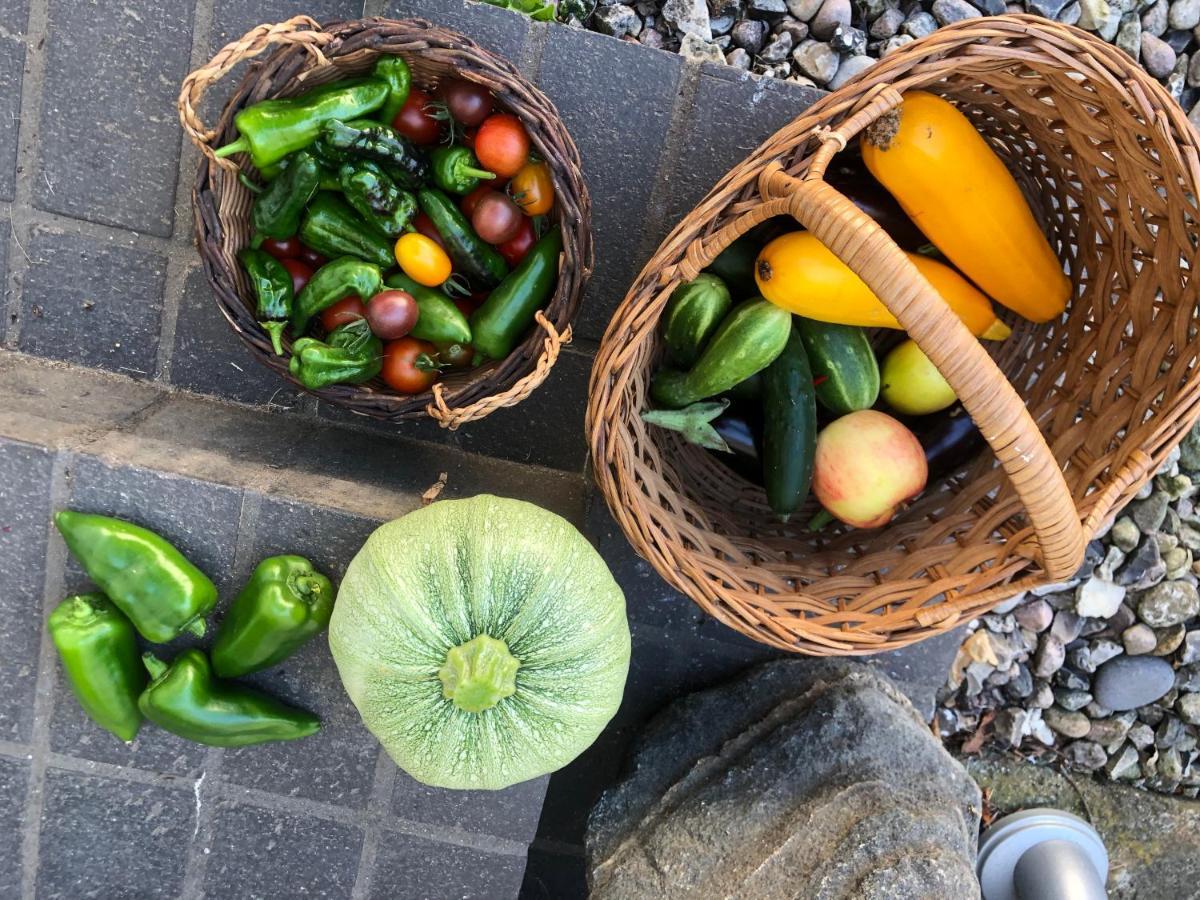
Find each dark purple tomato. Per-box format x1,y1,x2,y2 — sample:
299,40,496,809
367,290,419,340
471,191,523,245
438,78,493,127
261,236,301,260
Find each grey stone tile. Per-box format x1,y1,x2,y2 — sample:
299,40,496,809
210,0,359,50
17,229,166,377
0,757,27,897
383,0,533,61
169,264,306,408
202,801,363,899
521,845,586,900
537,28,683,343
656,66,823,244
0,218,9,341
0,437,52,743
244,494,381,584
35,769,192,899
369,832,526,900
392,770,548,843
0,33,23,202
34,0,194,237
533,726,629,847
0,0,28,33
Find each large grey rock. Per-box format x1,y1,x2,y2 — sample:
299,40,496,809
811,0,852,38
662,0,712,38
1138,581,1200,627
1093,655,1176,710
587,661,981,899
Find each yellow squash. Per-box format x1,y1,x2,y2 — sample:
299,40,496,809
754,231,1011,339
860,91,1069,323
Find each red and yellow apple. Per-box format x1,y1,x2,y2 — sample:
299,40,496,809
813,410,928,528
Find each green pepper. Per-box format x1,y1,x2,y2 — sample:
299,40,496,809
299,192,396,270
49,593,146,742
211,555,334,678
385,272,472,345
215,78,390,171
662,273,732,368
251,149,322,239
139,650,319,747
429,146,497,195
418,188,508,288
292,256,384,334
239,248,293,356
471,229,562,360
319,119,429,189
337,161,417,238
54,511,218,642
374,56,412,126
289,319,383,390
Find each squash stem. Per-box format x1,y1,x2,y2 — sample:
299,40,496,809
438,635,520,713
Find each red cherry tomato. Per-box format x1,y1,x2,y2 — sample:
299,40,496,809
392,89,441,146
471,191,524,244
438,78,493,127
497,217,536,266
366,290,419,340
261,236,301,260
475,114,530,178
381,337,440,394
280,258,314,296
460,184,493,219
297,244,327,268
412,212,446,250
320,296,367,332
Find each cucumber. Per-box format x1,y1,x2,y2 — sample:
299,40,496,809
416,188,508,288
761,328,817,522
794,318,880,414
662,274,731,368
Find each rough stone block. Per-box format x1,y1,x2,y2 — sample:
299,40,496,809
537,28,683,342
35,769,192,898
202,801,364,898
0,437,52,744
0,756,27,897
17,229,166,376
35,0,195,236
210,0,359,49
521,845,588,900
392,770,549,843
383,0,533,61
0,33,22,202
369,832,527,900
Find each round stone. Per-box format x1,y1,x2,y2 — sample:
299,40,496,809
1092,655,1176,711
810,0,851,39
1177,693,1200,723
932,0,982,22
1043,706,1091,738
1109,517,1141,552
1123,622,1158,655
1141,32,1178,78
1171,0,1200,29
1138,581,1200,628
828,53,875,88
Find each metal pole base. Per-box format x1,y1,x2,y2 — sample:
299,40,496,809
977,808,1108,900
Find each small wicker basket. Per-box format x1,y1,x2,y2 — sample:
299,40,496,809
179,16,592,428
587,15,1200,656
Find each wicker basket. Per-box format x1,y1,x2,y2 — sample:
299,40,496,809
179,16,591,428
587,15,1200,656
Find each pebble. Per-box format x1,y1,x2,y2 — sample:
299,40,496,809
1110,517,1141,551
1142,32,1179,75
1051,610,1084,643
1181,631,1200,664
1106,742,1142,779
786,0,823,19
747,0,788,14
1076,640,1123,673
594,3,643,36
1088,716,1131,746
1099,603,1137,638
1128,721,1156,748
1015,598,1054,633
1005,664,1035,700
1060,1,1082,23
710,14,736,35
1154,623,1188,655
1075,577,1126,618
1123,622,1159,654
1055,667,1091,691
1033,635,1067,678
1172,0,1200,28
775,20,810,42
975,0,1006,11
679,32,726,62
1158,746,1184,781
640,28,666,48
830,23,867,53
1044,706,1092,738
932,0,983,22
731,18,769,51
1086,700,1113,718
1078,0,1114,28
726,47,753,68
903,10,939,37
1063,740,1108,770
828,54,876,88
1190,50,1200,87
1118,536,1165,589
870,5,906,35
1133,491,1170,533
1143,0,1169,34
1030,681,1055,709
758,30,795,61
662,0,712,39
992,708,1028,747
811,0,852,38
1139,703,1167,726
792,39,840,81
1054,688,1094,711
1177,693,1200,723
1137,581,1199,627
1098,545,1126,581
1093,655,1176,710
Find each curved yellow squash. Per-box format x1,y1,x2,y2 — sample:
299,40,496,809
754,231,1011,340
860,91,1069,323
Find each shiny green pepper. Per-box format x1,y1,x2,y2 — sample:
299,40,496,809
289,319,383,390
250,149,322,239
337,161,417,238
429,146,497,195
239,248,293,356
211,556,333,678
318,118,429,189
292,256,383,335
374,56,412,125
299,192,396,270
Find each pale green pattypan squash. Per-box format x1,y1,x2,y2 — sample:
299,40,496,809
329,494,631,790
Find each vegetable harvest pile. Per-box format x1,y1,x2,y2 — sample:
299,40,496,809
643,91,1070,530
219,55,560,396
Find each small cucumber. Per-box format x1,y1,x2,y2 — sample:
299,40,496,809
417,188,508,288
662,274,731,368
794,318,880,415
761,328,817,521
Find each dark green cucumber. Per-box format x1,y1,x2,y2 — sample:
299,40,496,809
662,274,731,368
416,188,508,288
794,318,880,414
650,299,791,409
704,235,759,299
761,328,817,522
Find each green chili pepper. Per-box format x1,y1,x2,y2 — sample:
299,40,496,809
292,256,384,334
429,146,497,195
298,192,395,270
211,556,334,678
319,119,429,188
289,319,383,390
337,161,417,238
49,593,146,742
374,56,412,126
250,149,322,239
417,188,508,288
470,229,562,359
54,511,217,643
385,272,472,345
139,650,320,747
239,248,293,356
214,79,390,171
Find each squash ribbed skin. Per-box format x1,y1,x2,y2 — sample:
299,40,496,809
329,495,630,791
861,91,1070,324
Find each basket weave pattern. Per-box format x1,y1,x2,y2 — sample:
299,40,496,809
180,16,592,427
587,16,1200,655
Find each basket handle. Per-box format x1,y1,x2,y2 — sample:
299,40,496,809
426,311,572,430
178,15,334,172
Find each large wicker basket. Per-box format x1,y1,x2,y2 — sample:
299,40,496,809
179,16,591,428
587,15,1200,656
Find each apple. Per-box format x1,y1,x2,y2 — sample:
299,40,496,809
813,410,928,528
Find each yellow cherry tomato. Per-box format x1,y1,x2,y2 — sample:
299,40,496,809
394,233,452,287
510,160,555,216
